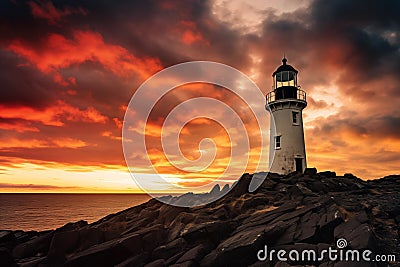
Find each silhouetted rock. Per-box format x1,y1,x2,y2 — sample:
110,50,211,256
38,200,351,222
221,184,230,194
0,247,16,267
209,184,220,197
2,171,399,266
304,167,318,176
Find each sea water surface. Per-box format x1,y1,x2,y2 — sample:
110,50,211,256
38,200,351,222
0,193,152,231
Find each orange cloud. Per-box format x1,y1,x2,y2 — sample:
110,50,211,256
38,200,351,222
8,30,162,78
0,137,87,149
0,101,108,126
179,20,209,45
0,120,39,133
0,182,82,191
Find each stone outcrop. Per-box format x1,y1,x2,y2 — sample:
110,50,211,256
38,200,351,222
1,170,399,266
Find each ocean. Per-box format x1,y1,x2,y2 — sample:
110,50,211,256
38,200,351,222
0,193,152,231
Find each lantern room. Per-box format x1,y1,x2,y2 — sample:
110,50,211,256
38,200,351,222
272,57,298,89
268,57,304,101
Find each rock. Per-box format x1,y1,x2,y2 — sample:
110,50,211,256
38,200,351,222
273,243,318,265
56,220,88,232
395,215,400,224
230,173,253,197
158,205,186,226
221,184,230,194
320,171,337,178
0,230,16,244
170,260,195,267
274,221,297,246
249,172,268,192
5,170,400,266
304,168,318,176
294,211,320,242
308,180,328,193
343,173,357,179
47,230,80,261
115,252,149,267
0,247,16,266
64,233,142,267
18,256,47,267
152,238,187,260
203,221,289,266
79,228,105,250
12,231,53,259
134,224,167,252
144,259,165,267
315,204,345,243
176,244,207,263
334,218,377,250
209,184,221,196
181,221,231,243
274,262,292,267
47,227,105,262
164,251,186,266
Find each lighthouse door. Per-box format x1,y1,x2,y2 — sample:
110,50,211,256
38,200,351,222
295,158,303,173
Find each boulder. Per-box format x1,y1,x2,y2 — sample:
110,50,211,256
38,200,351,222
203,221,289,266
64,233,142,267
304,168,318,176
170,260,195,267
334,218,376,250
0,230,16,244
209,184,221,197
319,171,337,178
0,247,16,266
176,244,207,263
181,221,231,243
144,259,165,267
115,252,149,267
12,231,53,259
221,184,230,194
47,230,80,261
152,238,187,260
78,228,105,251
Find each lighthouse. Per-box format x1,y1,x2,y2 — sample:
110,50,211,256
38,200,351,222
266,57,307,174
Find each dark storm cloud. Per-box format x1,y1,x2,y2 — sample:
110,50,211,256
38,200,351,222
257,0,400,99
0,50,58,108
311,113,400,140
73,0,251,70
325,0,400,91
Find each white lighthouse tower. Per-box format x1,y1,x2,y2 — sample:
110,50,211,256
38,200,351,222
266,57,307,174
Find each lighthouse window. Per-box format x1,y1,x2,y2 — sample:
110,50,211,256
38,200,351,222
275,136,281,149
292,111,299,125
274,71,297,88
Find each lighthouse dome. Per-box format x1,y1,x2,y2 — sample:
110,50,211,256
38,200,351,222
272,57,298,76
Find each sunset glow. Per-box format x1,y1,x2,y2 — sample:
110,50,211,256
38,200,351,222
1,0,399,193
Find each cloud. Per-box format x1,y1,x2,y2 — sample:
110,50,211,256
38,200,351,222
0,182,81,190
28,0,87,25
8,30,162,78
0,101,108,126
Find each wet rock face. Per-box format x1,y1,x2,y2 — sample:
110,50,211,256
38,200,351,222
1,171,399,267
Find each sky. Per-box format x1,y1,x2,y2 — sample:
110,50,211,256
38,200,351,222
0,0,399,193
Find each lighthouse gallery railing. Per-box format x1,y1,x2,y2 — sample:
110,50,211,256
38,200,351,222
266,88,306,104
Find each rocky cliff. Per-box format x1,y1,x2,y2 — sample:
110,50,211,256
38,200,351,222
1,169,399,267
